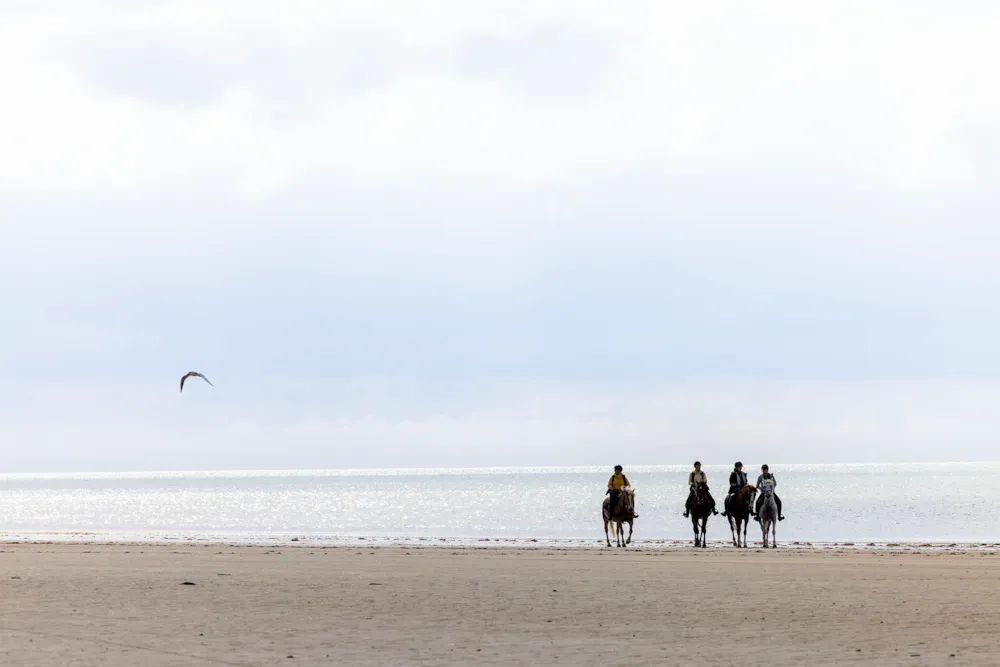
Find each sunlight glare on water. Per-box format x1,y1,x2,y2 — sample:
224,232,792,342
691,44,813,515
3,463,1000,544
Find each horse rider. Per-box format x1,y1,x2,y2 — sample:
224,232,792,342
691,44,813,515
683,461,718,517
721,461,748,517
754,464,785,521
606,465,637,517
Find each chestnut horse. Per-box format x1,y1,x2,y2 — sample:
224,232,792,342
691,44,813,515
603,486,636,547
725,484,756,548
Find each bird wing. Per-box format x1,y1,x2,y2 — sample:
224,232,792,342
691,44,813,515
180,371,212,391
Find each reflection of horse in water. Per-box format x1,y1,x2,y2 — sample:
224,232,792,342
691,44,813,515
758,484,778,548
603,486,636,547
690,482,713,548
725,485,757,548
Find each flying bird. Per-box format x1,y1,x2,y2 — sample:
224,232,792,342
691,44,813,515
180,371,214,392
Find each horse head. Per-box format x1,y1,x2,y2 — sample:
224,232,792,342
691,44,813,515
693,481,710,504
620,486,635,514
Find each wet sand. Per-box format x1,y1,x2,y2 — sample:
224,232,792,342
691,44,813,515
2,543,999,666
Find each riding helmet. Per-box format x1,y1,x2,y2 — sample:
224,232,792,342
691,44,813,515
614,464,623,471
735,461,743,467
761,464,769,470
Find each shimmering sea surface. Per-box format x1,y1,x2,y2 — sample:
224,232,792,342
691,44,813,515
2,463,999,547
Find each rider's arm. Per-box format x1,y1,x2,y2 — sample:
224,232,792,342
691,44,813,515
608,475,615,489
622,474,630,487
688,472,695,486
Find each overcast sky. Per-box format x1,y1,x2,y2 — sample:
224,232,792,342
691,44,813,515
1,1,998,472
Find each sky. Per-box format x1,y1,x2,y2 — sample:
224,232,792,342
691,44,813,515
1,1,999,472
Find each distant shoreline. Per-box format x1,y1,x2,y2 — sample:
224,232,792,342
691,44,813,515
4,460,999,478
4,532,1000,552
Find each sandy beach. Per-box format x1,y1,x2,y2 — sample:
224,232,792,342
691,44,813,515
2,543,1000,666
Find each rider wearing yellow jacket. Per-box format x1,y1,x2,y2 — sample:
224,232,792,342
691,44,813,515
606,465,636,517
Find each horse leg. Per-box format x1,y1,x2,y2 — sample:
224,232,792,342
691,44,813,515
701,517,708,548
626,519,633,545
604,515,611,548
616,520,623,547
771,520,777,549
692,517,700,547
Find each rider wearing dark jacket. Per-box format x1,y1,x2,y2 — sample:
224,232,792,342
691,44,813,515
721,461,748,517
728,462,748,495
754,464,785,521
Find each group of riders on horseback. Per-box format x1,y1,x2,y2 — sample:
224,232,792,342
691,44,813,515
603,461,785,524
682,461,785,523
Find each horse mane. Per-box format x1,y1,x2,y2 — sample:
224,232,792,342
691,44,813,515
606,486,635,519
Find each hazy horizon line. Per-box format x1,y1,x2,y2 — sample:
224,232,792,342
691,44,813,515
2,460,995,479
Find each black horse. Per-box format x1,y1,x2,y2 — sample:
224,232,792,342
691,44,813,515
690,481,713,548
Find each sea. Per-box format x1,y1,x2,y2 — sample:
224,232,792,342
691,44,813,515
2,463,999,549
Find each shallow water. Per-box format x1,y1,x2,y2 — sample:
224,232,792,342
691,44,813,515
2,463,998,545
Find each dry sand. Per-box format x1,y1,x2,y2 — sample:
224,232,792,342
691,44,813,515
2,543,1000,666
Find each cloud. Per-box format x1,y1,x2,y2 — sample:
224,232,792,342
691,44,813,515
2,379,997,472
0,2,999,471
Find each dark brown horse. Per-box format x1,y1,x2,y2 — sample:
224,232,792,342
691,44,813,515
725,484,756,548
690,481,713,548
603,486,635,547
